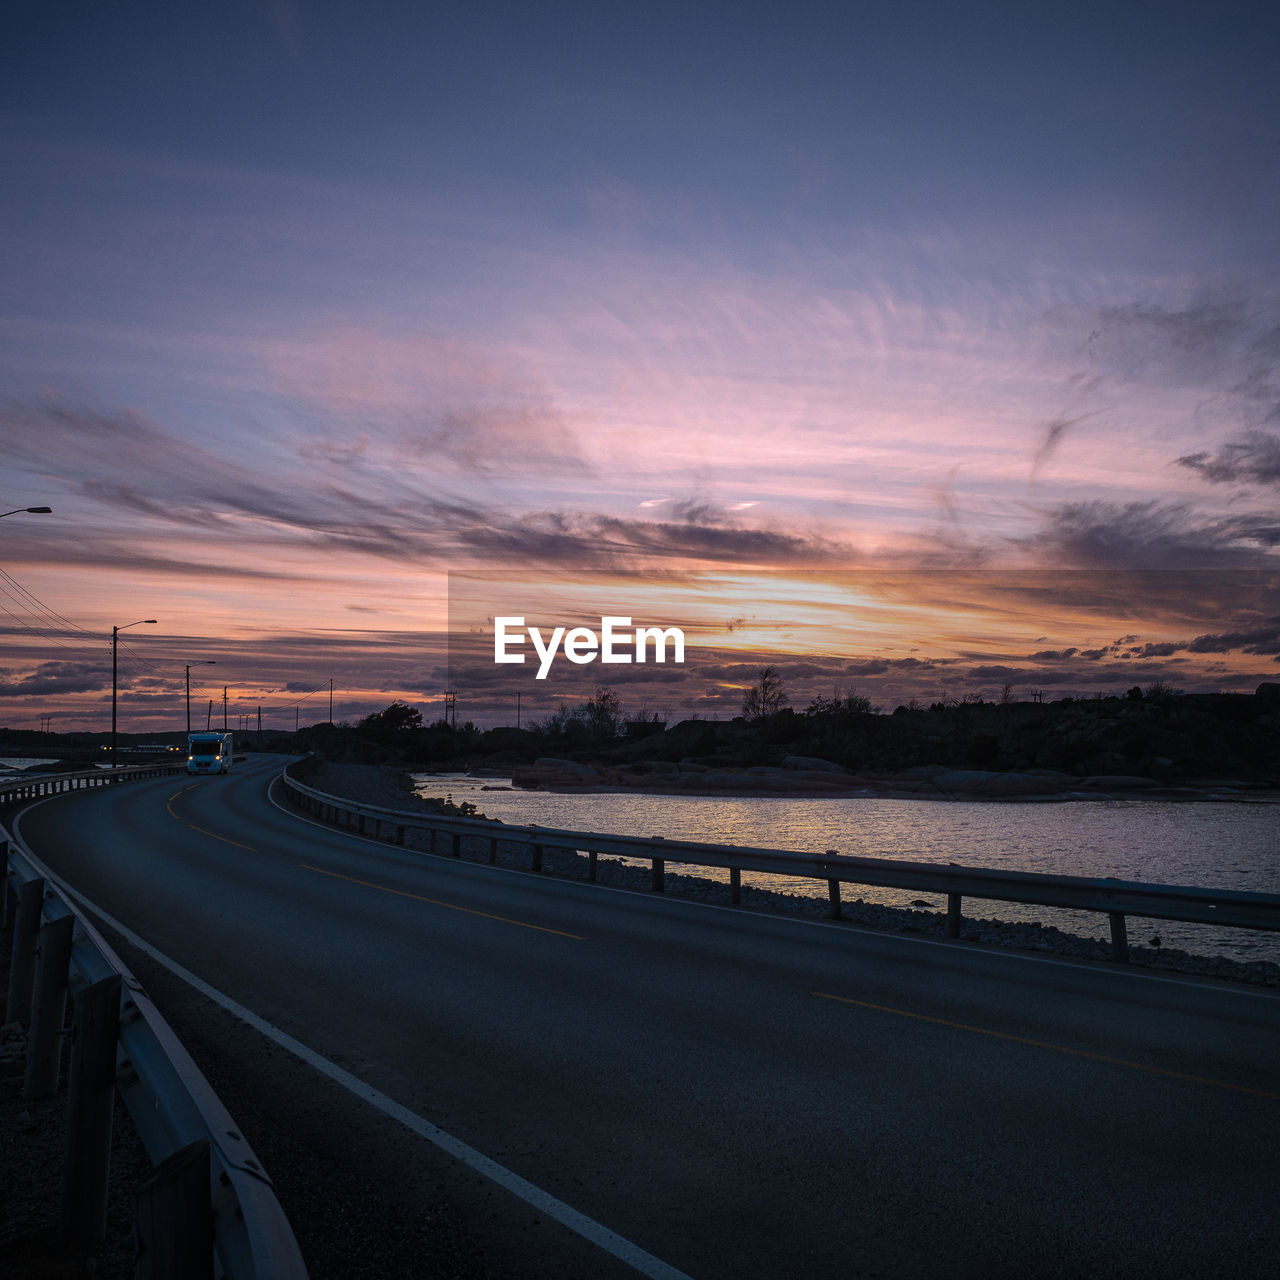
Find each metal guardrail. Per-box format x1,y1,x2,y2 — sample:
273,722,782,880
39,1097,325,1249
0,761,186,804
3,798,307,1275
280,761,1280,964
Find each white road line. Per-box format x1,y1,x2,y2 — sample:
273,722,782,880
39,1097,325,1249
10,807,695,1280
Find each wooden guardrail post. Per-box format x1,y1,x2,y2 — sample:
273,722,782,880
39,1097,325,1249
1109,912,1130,963
451,832,462,857
6,876,44,1026
133,1139,214,1280
532,844,543,873
62,972,122,1248
487,836,497,864
587,850,598,881
24,913,74,1100
730,867,741,904
651,858,665,892
946,893,963,938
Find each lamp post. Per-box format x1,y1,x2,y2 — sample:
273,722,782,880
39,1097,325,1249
185,662,217,734
0,506,53,517
112,620,156,768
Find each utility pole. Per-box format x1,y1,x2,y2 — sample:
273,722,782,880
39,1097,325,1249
206,700,212,730
516,691,521,729
222,687,228,731
257,705,262,749
111,619,156,768
329,677,333,724
295,705,299,733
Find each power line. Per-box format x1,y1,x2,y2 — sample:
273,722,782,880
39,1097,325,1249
0,565,97,636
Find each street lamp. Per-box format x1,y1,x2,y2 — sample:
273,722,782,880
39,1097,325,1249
111,619,156,768
0,506,52,517
185,662,217,734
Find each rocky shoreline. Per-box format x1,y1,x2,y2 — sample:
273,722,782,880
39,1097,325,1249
300,763,1280,990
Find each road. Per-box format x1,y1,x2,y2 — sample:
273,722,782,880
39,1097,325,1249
15,755,1280,1279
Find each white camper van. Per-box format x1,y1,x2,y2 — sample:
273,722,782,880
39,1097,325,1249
187,731,233,774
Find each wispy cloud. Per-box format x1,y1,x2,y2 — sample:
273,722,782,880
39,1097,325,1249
1177,430,1280,488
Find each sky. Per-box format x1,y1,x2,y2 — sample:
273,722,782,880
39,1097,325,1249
2,1,1279,731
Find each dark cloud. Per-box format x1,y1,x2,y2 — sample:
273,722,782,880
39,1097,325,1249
1186,625,1280,656
0,659,107,697
1177,430,1280,488
455,509,848,567
1022,500,1277,568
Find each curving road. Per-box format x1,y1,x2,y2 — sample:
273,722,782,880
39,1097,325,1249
15,755,1280,1279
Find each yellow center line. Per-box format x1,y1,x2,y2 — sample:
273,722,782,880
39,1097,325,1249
164,783,200,819
811,991,1280,1102
165,783,258,851
301,863,586,941
189,824,258,852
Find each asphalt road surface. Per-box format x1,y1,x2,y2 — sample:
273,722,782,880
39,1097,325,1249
15,756,1280,1279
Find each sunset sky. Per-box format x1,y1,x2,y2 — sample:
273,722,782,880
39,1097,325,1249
3,2,1279,730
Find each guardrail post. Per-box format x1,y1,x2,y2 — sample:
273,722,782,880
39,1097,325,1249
730,867,741,904
651,858,665,893
532,844,543,873
587,850,597,881
133,1139,214,1280
946,893,963,938
451,832,462,857
488,836,497,864
1108,912,1130,963
24,913,74,1100
828,879,843,920
398,825,407,847
357,813,366,834
6,876,44,1026
62,972,122,1248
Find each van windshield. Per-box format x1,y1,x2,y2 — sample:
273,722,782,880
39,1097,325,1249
191,741,222,756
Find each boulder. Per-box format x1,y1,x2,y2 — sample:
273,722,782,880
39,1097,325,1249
781,755,847,774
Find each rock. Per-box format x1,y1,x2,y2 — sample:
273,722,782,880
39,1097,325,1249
532,757,599,778
1077,775,1161,790
781,755,847,774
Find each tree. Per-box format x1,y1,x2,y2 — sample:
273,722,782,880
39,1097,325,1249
741,666,787,720
581,686,623,742
805,689,874,718
358,701,423,742
533,686,622,747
